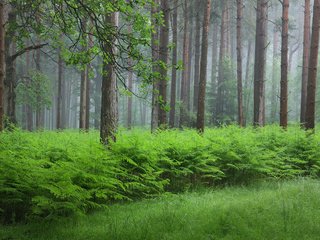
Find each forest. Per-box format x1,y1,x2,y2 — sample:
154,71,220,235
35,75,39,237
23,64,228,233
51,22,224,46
1,0,320,239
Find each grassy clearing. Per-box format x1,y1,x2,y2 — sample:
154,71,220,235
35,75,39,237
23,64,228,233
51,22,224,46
1,179,320,240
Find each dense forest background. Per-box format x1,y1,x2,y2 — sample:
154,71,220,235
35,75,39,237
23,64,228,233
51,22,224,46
0,0,319,142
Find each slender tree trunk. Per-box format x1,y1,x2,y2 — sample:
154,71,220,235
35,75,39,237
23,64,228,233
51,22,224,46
305,0,320,130
253,0,268,126
280,0,289,128
0,1,4,131
186,4,193,117
300,0,311,125
35,42,43,129
271,28,279,122
196,0,211,133
244,40,252,125
151,0,160,132
236,0,244,127
158,0,169,126
127,60,133,129
79,20,88,130
216,2,227,123
56,49,63,129
179,0,189,128
193,2,201,113
169,0,178,128
100,12,119,144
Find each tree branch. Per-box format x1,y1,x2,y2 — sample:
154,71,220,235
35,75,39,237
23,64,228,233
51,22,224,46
10,43,48,62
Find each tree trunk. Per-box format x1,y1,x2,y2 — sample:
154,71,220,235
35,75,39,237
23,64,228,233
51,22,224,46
236,0,244,127
216,2,227,123
280,0,289,128
253,0,268,126
270,28,279,123
0,1,4,131
196,0,211,133
158,0,169,126
305,0,320,130
56,49,63,129
300,0,311,125
169,0,178,128
100,12,119,144
79,20,88,130
127,60,133,129
179,0,189,128
193,1,201,113
244,40,252,125
151,0,160,132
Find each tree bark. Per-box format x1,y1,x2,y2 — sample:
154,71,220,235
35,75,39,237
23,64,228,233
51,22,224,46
151,0,160,132
193,1,201,113
169,0,178,128
253,0,268,126
158,0,169,126
56,49,63,129
196,0,211,133
300,0,311,125
236,0,244,127
100,12,119,144
305,0,320,130
179,0,189,128
216,2,227,123
0,1,4,131
270,28,279,123
280,0,289,128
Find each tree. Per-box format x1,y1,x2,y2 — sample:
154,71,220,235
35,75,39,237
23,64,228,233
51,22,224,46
253,0,268,126
193,0,201,113
100,12,119,144
280,0,289,128
0,0,4,131
300,0,310,125
236,0,244,127
196,0,211,133
305,0,320,130
179,0,190,128
56,49,64,129
169,0,178,128
158,0,169,127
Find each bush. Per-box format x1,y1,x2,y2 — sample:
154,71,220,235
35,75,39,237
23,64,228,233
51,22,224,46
1,126,320,223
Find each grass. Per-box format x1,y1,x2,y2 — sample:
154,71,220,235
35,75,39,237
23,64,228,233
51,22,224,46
1,178,320,240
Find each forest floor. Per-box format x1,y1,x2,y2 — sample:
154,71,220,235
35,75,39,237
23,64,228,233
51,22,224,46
1,179,320,240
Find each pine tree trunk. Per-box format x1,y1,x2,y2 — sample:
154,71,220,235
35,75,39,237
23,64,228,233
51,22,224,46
305,0,320,130
179,0,189,128
193,2,201,113
0,1,4,131
270,28,278,122
56,49,63,129
158,0,169,126
300,0,310,125
100,12,119,144
236,0,244,127
196,0,211,133
253,0,268,126
216,2,227,123
280,0,289,128
151,0,160,132
169,0,178,128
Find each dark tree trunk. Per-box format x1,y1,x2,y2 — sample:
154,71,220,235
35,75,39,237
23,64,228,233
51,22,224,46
158,0,169,126
253,0,268,126
0,1,4,131
300,0,311,125
216,2,227,123
280,0,289,128
56,49,63,129
305,0,320,130
193,1,201,113
151,0,160,132
179,0,189,128
127,61,133,129
100,12,119,144
169,0,178,128
236,0,244,127
196,0,211,133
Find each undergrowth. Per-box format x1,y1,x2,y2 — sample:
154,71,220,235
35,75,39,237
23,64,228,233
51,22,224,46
1,125,320,223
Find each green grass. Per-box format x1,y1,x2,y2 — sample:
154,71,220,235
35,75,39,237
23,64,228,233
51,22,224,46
1,179,320,240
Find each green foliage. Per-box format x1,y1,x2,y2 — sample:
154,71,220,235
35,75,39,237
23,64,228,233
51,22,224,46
1,126,320,224
2,179,320,240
